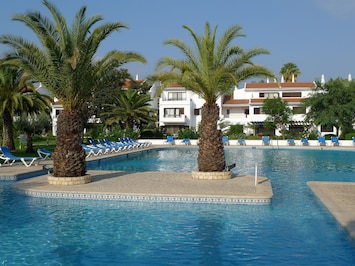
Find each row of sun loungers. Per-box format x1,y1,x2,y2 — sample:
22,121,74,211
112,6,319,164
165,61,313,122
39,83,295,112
82,138,151,158
163,135,346,146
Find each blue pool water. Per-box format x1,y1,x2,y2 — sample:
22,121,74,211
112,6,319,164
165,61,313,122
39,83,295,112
1,147,355,265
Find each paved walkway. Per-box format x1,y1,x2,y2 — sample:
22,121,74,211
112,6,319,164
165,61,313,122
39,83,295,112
12,170,272,204
308,182,355,241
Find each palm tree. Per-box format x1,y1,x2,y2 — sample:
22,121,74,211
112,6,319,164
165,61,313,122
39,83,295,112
101,89,156,130
280,62,301,82
0,64,41,150
152,22,274,172
0,0,146,178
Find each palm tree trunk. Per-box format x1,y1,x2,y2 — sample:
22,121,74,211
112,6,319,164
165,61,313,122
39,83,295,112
2,109,16,150
198,102,225,172
53,109,86,177
25,132,34,153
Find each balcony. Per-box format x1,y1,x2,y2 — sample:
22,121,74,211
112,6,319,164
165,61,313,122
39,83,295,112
160,114,186,124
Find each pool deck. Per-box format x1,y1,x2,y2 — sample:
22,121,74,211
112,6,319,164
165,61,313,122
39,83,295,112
4,160,273,204
307,182,355,241
1,145,355,241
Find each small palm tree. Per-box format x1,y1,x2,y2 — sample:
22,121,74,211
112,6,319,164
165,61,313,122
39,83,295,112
101,89,157,130
0,64,46,150
280,62,301,82
152,22,274,172
0,0,146,177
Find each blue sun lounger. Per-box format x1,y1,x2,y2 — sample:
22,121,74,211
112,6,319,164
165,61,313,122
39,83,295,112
222,136,229,145
37,147,53,160
0,146,40,167
301,137,309,146
164,136,175,145
181,138,191,145
262,136,270,146
331,136,340,146
287,139,295,146
318,136,326,146
237,138,246,145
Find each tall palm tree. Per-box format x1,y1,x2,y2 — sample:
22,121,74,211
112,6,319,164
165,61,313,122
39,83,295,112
0,0,146,178
152,22,274,172
0,64,40,150
101,89,156,129
280,62,301,82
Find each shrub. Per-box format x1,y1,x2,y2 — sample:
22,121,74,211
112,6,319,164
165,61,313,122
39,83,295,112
177,127,199,139
344,132,355,140
226,124,245,139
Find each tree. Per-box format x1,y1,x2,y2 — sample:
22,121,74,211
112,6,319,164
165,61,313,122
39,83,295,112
262,97,293,139
15,112,51,153
0,64,41,150
0,0,146,178
303,78,355,137
280,62,301,82
152,22,274,172
89,68,131,121
101,89,157,130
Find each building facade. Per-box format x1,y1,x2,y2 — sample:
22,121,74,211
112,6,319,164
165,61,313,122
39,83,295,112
158,79,338,137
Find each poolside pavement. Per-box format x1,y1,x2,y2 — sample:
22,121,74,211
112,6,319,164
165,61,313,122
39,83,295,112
10,167,273,204
1,146,355,241
308,182,355,241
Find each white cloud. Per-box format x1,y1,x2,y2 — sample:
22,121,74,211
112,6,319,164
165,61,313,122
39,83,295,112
315,0,355,19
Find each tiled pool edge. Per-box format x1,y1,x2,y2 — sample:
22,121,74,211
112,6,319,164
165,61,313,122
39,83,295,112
0,169,46,181
14,189,271,204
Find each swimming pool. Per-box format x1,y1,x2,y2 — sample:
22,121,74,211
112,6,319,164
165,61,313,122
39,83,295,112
1,147,355,265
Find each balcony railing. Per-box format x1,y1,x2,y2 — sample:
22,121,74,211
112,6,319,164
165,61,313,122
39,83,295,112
160,115,186,124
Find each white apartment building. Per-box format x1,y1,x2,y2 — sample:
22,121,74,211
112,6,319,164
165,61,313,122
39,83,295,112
158,78,338,136
158,84,205,134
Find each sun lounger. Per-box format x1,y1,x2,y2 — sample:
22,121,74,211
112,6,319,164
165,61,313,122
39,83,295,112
119,138,136,149
222,136,229,145
301,138,309,146
37,147,53,160
318,136,326,146
331,136,339,146
287,139,295,146
98,139,120,152
181,138,191,145
82,144,102,157
237,138,246,145
0,146,40,167
262,136,270,146
103,138,126,151
89,139,111,154
164,136,175,145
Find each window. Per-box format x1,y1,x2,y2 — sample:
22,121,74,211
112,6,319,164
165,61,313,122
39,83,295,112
164,108,184,117
168,92,186,101
321,125,333,132
244,109,249,115
226,109,230,115
293,106,306,114
194,109,200,115
254,108,260,114
282,92,301,97
259,92,279,98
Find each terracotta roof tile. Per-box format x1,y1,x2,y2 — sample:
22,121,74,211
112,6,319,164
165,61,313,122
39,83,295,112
246,82,315,89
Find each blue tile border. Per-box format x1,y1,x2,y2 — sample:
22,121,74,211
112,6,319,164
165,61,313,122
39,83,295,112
15,189,271,205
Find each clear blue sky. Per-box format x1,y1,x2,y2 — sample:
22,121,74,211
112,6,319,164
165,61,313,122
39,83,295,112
1,0,354,82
